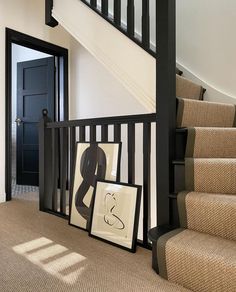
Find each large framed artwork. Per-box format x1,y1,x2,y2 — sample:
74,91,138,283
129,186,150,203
69,142,121,231
89,180,142,252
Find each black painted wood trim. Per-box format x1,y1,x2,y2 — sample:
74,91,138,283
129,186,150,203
45,0,58,27
5,28,69,201
114,124,121,142
79,126,86,142
143,122,151,246
101,124,108,142
156,0,176,226
47,113,156,129
114,0,121,26
128,123,135,184
142,0,150,49
101,0,108,16
127,0,135,37
90,125,97,142
59,128,68,214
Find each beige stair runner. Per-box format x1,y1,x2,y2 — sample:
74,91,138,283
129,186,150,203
156,84,236,292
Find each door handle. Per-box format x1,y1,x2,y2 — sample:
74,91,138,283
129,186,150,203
15,118,22,126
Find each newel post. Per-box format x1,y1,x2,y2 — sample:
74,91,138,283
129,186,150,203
38,109,53,211
156,0,176,226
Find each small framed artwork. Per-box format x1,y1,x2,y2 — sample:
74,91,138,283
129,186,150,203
89,180,142,252
69,142,121,231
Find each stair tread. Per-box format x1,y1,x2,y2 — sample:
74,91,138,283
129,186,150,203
178,191,236,241
176,75,204,100
157,229,236,292
177,98,236,128
185,158,236,194
186,127,236,158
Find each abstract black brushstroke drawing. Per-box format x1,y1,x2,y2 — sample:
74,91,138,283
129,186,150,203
104,192,125,230
75,144,106,228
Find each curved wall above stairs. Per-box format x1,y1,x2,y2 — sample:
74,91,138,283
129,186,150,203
52,0,156,112
177,0,236,103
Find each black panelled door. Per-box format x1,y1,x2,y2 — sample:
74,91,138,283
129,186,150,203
16,57,55,186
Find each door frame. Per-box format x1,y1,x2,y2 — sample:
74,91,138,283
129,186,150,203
5,28,69,201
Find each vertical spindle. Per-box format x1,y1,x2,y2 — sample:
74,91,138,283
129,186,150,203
143,122,151,246
101,0,108,16
127,0,135,37
90,0,97,8
114,0,121,26
128,123,135,184
79,126,86,142
90,125,97,142
59,127,67,214
52,128,59,212
142,0,150,49
101,124,108,142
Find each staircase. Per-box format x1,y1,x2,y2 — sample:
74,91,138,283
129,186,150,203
45,1,236,290
156,95,236,291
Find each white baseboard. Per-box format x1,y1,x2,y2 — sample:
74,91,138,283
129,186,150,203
0,193,6,203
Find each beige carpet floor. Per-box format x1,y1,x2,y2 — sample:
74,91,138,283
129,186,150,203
0,193,190,292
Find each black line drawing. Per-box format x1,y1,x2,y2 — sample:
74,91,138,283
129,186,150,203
104,192,125,230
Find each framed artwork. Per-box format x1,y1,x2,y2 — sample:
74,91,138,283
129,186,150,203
69,142,121,231
89,180,142,252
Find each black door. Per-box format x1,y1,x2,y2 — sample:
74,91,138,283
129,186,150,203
16,57,55,186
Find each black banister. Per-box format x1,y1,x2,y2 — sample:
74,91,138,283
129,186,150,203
46,113,156,128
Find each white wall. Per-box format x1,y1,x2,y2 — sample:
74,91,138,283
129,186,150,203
69,38,148,119
0,0,151,203
69,39,157,234
177,0,236,102
11,44,51,179
0,0,71,202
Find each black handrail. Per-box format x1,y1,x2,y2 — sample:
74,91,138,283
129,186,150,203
46,113,156,128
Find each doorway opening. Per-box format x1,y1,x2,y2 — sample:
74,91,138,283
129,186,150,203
6,28,69,201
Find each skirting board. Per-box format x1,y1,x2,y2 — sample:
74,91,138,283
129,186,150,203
0,193,6,203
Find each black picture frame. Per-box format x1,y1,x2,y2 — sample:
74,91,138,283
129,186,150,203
69,142,122,231
89,180,142,253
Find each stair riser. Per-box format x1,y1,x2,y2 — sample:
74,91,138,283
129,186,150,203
174,164,185,193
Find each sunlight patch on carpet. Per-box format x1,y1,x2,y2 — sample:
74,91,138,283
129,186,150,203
13,237,87,284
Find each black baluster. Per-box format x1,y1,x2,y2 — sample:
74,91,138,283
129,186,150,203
59,127,67,214
114,0,121,26
114,124,121,142
128,123,135,184
69,127,76,215
101,124,108,142
90,125,97,142
52,128,59,212
142,0,150,49
90,0,97,8
127,0,135,37
101,0,108,16
143,122,151,247
79,126,86,142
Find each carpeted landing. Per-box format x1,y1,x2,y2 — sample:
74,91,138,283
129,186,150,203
0,193,190,292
